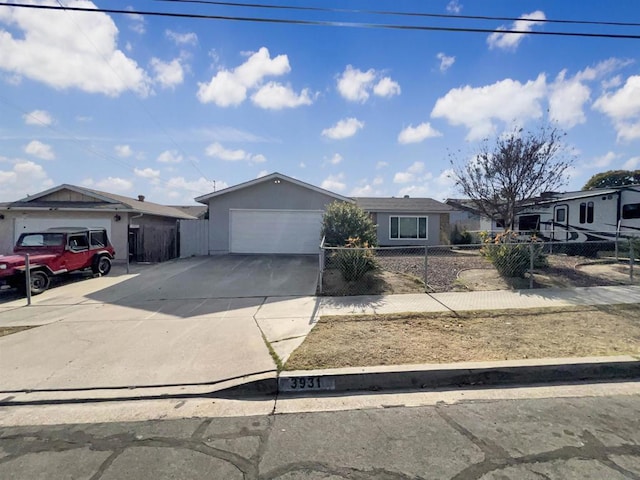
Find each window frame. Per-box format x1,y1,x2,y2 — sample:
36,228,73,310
389,215,428,240
622,203,640,220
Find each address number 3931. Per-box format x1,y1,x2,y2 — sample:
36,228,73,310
280,376,334,391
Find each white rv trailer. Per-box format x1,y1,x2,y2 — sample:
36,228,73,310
516,186,640,242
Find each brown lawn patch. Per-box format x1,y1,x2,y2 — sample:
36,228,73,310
285,304,640,370
0,326,36,338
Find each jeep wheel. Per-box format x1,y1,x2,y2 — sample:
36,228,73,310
30,271,50,295
93,256,112,276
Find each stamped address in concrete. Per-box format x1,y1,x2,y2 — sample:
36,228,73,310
279,376,336,392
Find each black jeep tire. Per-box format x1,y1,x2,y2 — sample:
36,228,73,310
29,271,50,295
92,256,112,276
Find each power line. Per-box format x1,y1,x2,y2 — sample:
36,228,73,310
153,0,640,28
2,2,640,40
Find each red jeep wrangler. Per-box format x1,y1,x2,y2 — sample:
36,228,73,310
0,227,115,295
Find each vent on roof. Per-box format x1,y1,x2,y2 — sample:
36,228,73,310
404,195,410,199
138,195,145,202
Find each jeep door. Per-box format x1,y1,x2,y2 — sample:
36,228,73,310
66,233,92,271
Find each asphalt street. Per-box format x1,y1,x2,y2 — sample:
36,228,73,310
1,391,639,479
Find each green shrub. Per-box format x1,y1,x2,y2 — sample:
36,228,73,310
480,231,548,278
450,225,474,245
332,238,379,281
322,201,377,247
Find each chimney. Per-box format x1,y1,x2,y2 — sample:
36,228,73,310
138,195,145,202
404,195,410,199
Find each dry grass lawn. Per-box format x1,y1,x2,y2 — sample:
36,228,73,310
285,304,640,370
0,326,35,338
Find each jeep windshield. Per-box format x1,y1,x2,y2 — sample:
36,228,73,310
17,233,65,247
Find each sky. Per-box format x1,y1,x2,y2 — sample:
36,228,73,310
1,0,640,205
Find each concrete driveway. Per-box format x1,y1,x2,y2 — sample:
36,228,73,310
0,255,320,405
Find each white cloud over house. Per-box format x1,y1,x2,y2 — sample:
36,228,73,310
436,53,455,73
165,30,198,46
336,65,401,102
321,173,346,192
115,145,133,158
0,159,54,201
487,10,546,51
0,1,151,96
322,118,364,140
23,110,54,126
84,176,134,192
151,58,185,90
593,75,640,141
205,142,266,164
157,150,184,164
24,140,55,160
197,47,312,109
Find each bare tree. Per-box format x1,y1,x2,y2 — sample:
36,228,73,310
450,125,574,230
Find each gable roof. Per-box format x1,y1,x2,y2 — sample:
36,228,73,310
355,196,452,213
195,172,353,204
3,184,196,219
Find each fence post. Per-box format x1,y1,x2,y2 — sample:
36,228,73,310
424,245,428,293
529,242,534,289
25,254,32,306
630,239,635,282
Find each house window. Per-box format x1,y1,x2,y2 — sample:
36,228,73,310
519,215,540,232
390,216,428,239
580,202,594,224
623,203,640,219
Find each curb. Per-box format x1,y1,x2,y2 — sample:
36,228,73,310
277,356,640,394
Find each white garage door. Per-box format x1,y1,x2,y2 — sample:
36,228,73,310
230,209,323,254
14,217,112,242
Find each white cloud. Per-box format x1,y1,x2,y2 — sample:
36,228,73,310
373,176,384,186
350,184,375,196
88,177,134,192
24,140,55,160
487,10,546,51
593,75,640,141
150,58,184,90
134,167,160,180
398,122,442,144
0,160,53,201
394,162,430,184
396,170,456,201
376,161,389,169
165,176,223,200
125,10,145,34
157,150,184,164
436,53,455,73
115,144,133,158
23,110,53,126
337,65,400,102
322,117,364,140
165,30,198,46
197,47,291,107
446,0,462,14
431,74,547,140
205,142,266,163
257,170,269,178
299,162,306,168
408,161,425,174
0,1,151,96
587,151,619,169
321,173,346,192
602,75,623,90
623,157,640,170
373,77,401,98
251,82,313,109
328,153,343,165
549,70,591,129
394,172,414,184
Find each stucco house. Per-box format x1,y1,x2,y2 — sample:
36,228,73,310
195,172,353,255
446,198,505,237
354,196,453,246
0,184,197,262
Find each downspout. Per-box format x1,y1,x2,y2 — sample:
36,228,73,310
127,212,144,274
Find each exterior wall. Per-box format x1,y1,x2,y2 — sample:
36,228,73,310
373,211,442,247
38,190,100,202
0,210,128,261
206,179,343,254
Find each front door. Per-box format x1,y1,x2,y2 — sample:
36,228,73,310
553,205,569,241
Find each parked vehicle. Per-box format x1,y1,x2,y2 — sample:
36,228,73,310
0,227,115,295
516,186,640,242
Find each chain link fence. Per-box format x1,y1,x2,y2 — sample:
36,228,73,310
318,232,640,296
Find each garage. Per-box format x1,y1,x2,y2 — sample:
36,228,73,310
196,172,352,255
14,217,112,243
230,209,323,254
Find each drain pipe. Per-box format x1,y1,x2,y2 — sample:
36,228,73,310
127,212,144,274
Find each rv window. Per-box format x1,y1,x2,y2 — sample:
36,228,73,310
556,209,566,222
587,202,594,223
519,215,540,232
623,203,640,219
580,203,586,223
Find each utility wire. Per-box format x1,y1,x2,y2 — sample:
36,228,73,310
153,0,640,28
2,2,640,40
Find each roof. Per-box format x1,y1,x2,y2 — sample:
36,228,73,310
169,205,208,218
354,196,452,213
195,172,354,204
2,184,196,219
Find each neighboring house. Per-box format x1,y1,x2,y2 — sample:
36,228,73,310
0,184,196,262
446,198,505,235
195,172,353,255
169,205,208,219
354,196,452,246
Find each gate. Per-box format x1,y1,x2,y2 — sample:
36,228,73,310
179,219,209,258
